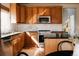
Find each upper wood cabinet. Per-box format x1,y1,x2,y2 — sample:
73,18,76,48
16,4,21,23
20,5,26,23
25,7,50,24
32,7,38,24
26,7,38,24
25,6,62,24
51,6,62,24
11,4,62,24
37,7,50,16
26,7,33,24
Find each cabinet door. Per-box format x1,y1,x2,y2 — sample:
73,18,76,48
32,7,38,24
20,5,26,23
45,39,57,55
16,4,21,23
11,33,25,55
26,7,33,24
18,32,25,49
51,6,62,24
29,32,38,41
38,7,50,16
11,36,18,56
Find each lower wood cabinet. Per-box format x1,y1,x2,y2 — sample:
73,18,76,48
11,32,38,55
11,32,25,56
11,35,18,55
29,31,39,41
24,32,38,48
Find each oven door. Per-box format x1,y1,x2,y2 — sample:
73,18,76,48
39,35,44,43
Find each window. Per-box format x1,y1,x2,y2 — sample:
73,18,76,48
63,8,76,36
1,8,11,34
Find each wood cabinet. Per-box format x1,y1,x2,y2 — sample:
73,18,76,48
26,7,38,24
20,5,26,23
11,32,25,55
38,7,50,16
26,7,33,24
16,4,21,23
24,32,38,48
11,4,62,24
25,7,51,24
29,31,38,41
16,4,26,23
11,36,18,55
25,6,62,24
51,6,62,24
32,7,38,24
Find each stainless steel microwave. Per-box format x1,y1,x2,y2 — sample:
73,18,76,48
38,16,51,24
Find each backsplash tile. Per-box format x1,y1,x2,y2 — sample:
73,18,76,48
15,24,63,32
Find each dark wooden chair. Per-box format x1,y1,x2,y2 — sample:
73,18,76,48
46,41,75,56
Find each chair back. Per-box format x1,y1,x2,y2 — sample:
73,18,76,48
57,41,75,51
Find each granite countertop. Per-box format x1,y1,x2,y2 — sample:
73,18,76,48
1,32,21,38
44,36,69,39
1,32,21,42
44,37,68,39
44,32,69,39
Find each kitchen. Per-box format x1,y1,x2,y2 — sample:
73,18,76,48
0,3,79,56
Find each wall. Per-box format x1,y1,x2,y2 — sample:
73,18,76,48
10,3,16,23
23,3,78,8
76,5,79,35
1,3,10,8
